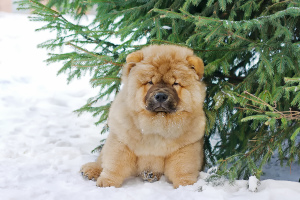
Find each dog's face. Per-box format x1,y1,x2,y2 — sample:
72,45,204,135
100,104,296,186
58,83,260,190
122,45,205,115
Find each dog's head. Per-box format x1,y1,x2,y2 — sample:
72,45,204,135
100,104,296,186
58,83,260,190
122,45,205,115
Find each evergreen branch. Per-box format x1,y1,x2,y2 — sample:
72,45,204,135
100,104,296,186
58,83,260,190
152,39,250,52
227,31,256,43
154,8,190,21
291,127,300,141
239,91,300,121
29,0,60,15
66,42,107,59
91,77,121,81
264,0,294,13
242,91,277,112
29,0,118,47
74,61,123,67
194,48,248,52
150,39,187,46
284,77,300,83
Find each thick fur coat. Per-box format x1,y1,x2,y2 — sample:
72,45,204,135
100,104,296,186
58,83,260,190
81,45,206,188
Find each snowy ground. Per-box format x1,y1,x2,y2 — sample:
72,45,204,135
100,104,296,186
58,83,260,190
0,12,299,200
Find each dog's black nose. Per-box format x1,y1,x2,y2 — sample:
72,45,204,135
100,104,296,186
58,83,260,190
154,93,168,102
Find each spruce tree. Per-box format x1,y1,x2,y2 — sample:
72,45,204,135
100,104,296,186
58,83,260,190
18,0,300,180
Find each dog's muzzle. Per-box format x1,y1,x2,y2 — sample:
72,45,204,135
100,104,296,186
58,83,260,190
145,83,179,113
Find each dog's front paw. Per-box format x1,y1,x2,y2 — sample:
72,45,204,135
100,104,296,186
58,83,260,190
140,171,162,183
96,176,122,188
80,162,102,181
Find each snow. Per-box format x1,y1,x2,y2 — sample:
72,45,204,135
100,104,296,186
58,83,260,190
0,12,300,200
248,176,260,192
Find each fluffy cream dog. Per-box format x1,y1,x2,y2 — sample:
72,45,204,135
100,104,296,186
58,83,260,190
81,45,206,188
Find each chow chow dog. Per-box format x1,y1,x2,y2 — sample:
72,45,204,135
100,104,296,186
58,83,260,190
81,45,206,188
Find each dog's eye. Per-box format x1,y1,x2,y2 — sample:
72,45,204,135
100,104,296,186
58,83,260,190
148,81,153,85
173,82,180,86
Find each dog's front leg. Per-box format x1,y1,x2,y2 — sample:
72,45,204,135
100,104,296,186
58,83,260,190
96,134,137,187
164,140,203,188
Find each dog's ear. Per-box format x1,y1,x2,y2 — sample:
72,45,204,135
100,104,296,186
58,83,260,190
187,56,204,79
123,51,144,77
